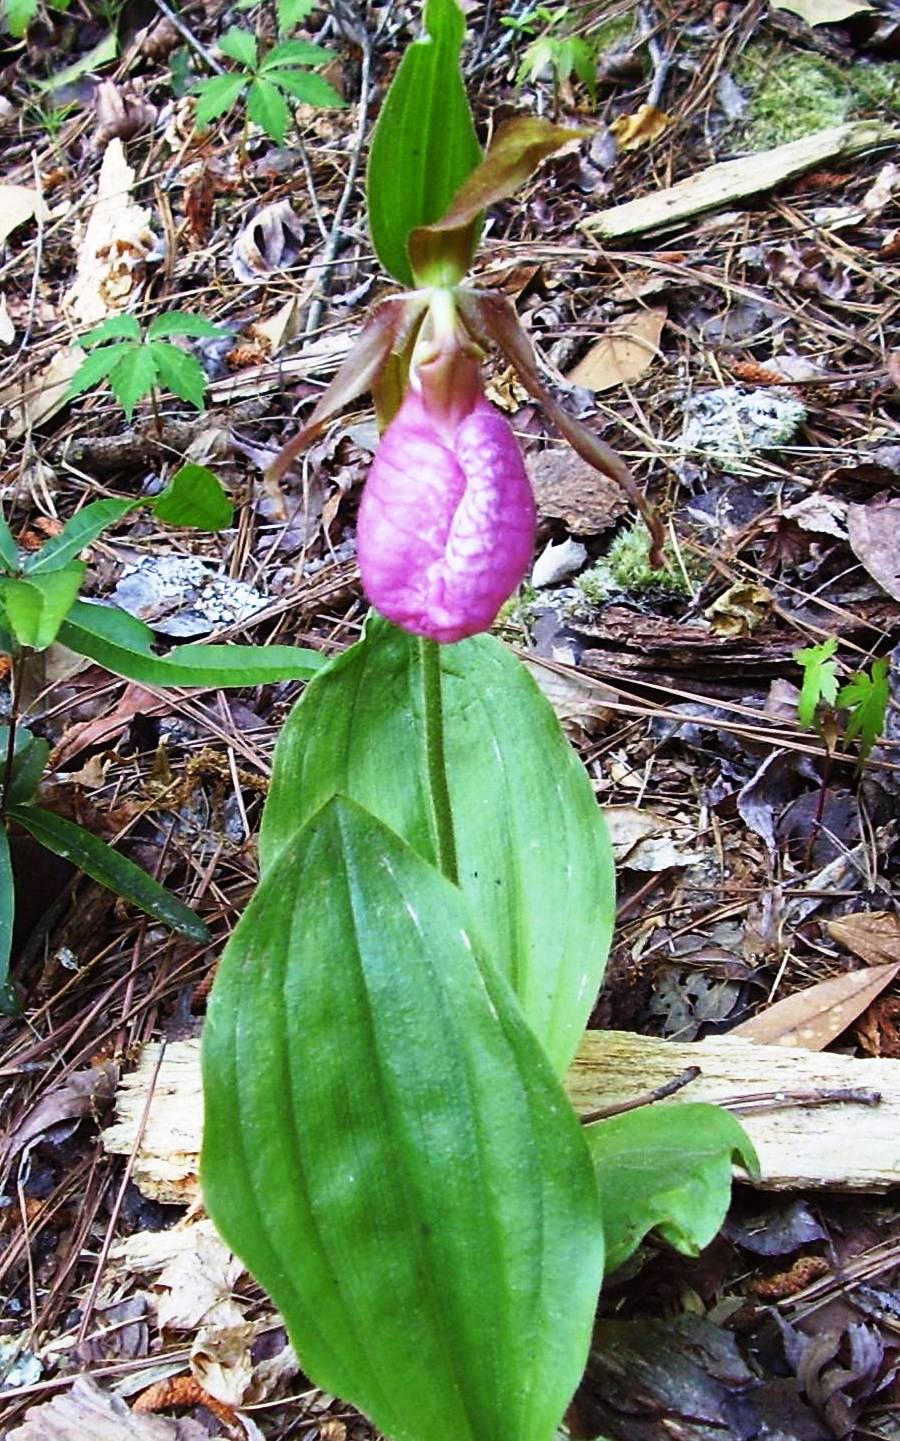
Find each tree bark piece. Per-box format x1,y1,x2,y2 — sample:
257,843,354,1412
582,122,899,240
102,1030,900,1203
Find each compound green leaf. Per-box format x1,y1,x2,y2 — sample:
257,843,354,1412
148,342,208,409
4,0,38,37
203,796,603,1441
585,1103,760,1274
0,564,85,650
9,803,208,940
109,344,157,419
217,25,257,69
366,0,481,285
194,71,247,127
147,311,227,341
80,314,141,346
66,343,133,401
152,464,233,531
262,37,337,67
260,612,614,1076
248,76,291,143
59,598,324,687
268,67,345,106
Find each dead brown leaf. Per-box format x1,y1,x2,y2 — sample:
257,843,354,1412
705,582,772,638
730,962,900,1049
7,1375,222,1440
609,103,670,152
566,307,666,392
847,499,900,601
91,80,158,151
5,1062,118,1160
0,185,49,245
64,139,160,326
231,200,305,282
771,0,871,23
527,447,627,534
827,911,900,967
51,683,168,770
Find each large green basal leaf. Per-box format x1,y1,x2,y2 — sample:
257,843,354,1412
203,796,603,1441
259,613,614,1076
366,0,482,285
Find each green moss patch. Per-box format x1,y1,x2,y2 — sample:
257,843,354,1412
734,44,900,150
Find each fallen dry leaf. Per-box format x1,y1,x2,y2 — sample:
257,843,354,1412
730,961,900,1049
231,199,305,282
0,184,49,245
190,1321,256,1406
605,805,703,871
522,660,616,734
860,161,900,217
771,0,871,23
0,344,85,438
527,448,628,534
6,1062,118,1159
64,139,160,326
250,296,301,356
154,1225,244,1331
91,79,158,152
567,307,666,391
705,581,772,638
52,683,168,770
0,292,14,346
847,499,900,601
609,103,670,152
827,911,900,966
7,1375,223,1440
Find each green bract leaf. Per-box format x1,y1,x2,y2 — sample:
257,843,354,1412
80,314,141,346
0,516,20,572
277,0,316,30
0,564,85,650
586,1103,759,1274
795,636,839,729
8,803,208,940
0,829,15,1016
203,795,603,1441
66,343,133,402
109,344,157,419
194,71,247,127
26,499,136,574
367,0,482,285
153,464,233,531
409,116,588,285
267,68,345,106
837,657,890,761
217,25,257,69
59,599,324,687
248,76,291,142
147,311,226,340
262,37,336,67
260,612,614,1076
148,342,207,409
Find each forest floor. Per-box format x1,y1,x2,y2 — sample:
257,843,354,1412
1,0,900,1437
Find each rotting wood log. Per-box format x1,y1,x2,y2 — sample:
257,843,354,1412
102,1030,900,1203
581,121,899,241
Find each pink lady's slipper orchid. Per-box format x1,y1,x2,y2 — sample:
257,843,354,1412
357,302,536,644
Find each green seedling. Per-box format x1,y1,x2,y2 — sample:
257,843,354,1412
795,638,889,762
194,26,344,146
2,0,70,37
502,5,596,101
67,312,229,420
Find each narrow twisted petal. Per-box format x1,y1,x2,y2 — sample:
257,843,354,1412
357,390,536,643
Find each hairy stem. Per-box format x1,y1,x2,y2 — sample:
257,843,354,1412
420,637,458,886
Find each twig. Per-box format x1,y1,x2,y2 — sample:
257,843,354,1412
580,1065,701,1124
638,5,672,111
304,22,372,336
720,1085,882,1113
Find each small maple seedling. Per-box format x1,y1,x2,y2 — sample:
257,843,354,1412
794,638,890,763
194,27,344,146
67,311,229,420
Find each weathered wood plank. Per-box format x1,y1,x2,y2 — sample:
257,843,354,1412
581,122,899,240
103,1030,900,1202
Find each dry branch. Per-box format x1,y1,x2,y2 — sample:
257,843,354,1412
103,1030,900,1202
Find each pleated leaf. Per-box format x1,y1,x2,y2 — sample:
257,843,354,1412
259,613,614,1076
203,796,603,1441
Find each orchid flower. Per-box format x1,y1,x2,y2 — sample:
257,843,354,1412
269,118,661,642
